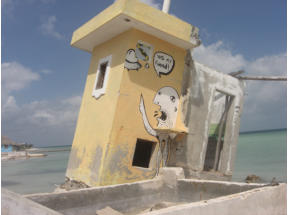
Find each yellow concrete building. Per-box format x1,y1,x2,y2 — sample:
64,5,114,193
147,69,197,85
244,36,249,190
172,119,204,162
66,0,200,186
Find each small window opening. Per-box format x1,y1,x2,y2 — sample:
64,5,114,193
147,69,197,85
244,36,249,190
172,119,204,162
95,62,108,90
132,139,155,168
204,91,234,171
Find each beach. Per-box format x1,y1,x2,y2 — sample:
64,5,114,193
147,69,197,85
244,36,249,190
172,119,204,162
1,129,286,194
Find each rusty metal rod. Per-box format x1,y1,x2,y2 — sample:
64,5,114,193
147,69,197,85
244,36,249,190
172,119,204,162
237,76,287,81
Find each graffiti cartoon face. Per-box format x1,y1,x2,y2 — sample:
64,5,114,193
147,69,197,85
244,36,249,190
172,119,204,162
153,87,179,128
124,49,142,71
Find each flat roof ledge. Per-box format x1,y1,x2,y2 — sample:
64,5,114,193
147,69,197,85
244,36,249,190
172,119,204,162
71,0,197,52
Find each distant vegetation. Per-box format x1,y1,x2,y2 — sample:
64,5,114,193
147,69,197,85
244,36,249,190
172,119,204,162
1,136,33,151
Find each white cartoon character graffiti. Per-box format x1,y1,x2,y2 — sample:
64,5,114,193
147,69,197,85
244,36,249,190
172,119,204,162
124,49,142,71
153,87,179,128
139,86,179,135
139,87,180,174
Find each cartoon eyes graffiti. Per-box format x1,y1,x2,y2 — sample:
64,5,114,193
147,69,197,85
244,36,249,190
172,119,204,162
170,96,176,103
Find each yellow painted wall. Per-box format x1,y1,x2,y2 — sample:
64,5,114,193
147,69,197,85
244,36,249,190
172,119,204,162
99,29,187,185
66,30,130,186
67,28,187,187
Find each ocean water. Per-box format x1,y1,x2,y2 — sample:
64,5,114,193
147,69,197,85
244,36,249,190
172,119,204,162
233,129,286,183
1,129,286,194
1,146,71,194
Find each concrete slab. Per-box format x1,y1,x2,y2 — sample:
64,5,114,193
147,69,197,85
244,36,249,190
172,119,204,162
96,206,123,215
1,189,63,215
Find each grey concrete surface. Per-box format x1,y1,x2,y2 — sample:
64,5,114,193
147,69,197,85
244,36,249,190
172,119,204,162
96,206,123,215
26,178,168,215
176,179,265,202
141,183,287,215
22,168,286,215
1,188,63,215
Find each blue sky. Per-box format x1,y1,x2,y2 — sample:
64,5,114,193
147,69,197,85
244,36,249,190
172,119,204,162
2,0,287,146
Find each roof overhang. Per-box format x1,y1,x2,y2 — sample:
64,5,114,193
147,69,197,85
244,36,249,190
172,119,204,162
71,0,198,52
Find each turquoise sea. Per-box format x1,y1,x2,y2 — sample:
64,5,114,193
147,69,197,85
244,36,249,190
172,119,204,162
1,129,286,194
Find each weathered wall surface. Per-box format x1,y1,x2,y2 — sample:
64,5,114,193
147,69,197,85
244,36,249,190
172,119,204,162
170,51,245,180
66,30,131,186
142,183,286,215
100,29,188,186
26,179,167,215
2,189,63,215
67,21,191,187
176,179,265,202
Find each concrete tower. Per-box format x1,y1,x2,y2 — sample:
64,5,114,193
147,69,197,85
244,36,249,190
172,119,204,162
66,0,244,187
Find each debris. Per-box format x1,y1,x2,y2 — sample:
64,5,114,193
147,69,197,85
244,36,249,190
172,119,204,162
149,202,176,211
245,174,261,183
59,177,90,191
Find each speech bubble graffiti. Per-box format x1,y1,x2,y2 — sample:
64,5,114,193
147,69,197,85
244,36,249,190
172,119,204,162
136,41,153,62
153,52,175,77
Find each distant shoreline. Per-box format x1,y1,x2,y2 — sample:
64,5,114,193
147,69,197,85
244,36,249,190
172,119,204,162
31,129,286,148
240,128,286,135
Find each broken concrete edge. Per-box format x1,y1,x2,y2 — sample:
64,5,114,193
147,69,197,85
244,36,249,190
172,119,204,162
157,167,185,188
24,179,286,215
178,178,267,187
182,168,232,181
20,168,286,215
24,178,165,213
2,188,63,215
55,168,182,193
28,167,267,196
140,183,287,215
25,177,164,197
96,206,124,215
24,167,274,210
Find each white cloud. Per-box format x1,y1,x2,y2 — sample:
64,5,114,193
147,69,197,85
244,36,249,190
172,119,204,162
1,61,82,146
2,96,82,146
62,96,82,106
1,61,80,127
2,96,19,113
243,54,286,116
40,15,63,40
140,0,161,9
193,41,246,74
2,62,40,97
24,96,81,126
192,41,286,131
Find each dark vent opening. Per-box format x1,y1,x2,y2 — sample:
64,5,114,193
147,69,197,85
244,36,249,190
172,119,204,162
132,139,155,168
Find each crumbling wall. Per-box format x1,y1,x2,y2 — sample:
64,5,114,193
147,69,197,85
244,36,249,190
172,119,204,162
169,50,245,180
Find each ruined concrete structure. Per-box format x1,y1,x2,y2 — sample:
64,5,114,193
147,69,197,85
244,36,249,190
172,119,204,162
174,57,244,181
2,168,286,215
66,0,245,187
2,1,286,215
